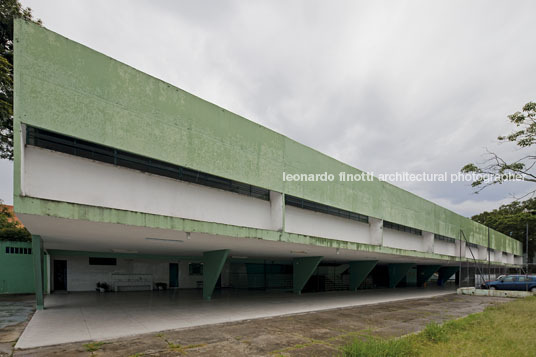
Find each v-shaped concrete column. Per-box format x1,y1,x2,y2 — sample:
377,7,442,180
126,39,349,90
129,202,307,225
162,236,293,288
388,263,415,288
349,261,378,291
437,266,459,286
417,265,441,286
293,256,323,295
202,249,229,300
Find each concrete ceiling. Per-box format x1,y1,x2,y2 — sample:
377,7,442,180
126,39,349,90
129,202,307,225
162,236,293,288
19,213,461,266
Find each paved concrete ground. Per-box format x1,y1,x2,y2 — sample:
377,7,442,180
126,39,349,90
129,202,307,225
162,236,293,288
14,293,510,357
16,287,455,349
0,295,35,356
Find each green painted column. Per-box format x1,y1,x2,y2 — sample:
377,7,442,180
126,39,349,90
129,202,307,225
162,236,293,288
417,265,441,287
388,263,415,288
349,261,377,291
32,235,44,310
293,256,323,295
437,266,459,286
202,249,229,300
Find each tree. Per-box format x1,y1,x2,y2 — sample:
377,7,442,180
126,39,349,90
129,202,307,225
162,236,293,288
472,198,536,264
461,101,536,197
0,0,41,160
0,200,30,241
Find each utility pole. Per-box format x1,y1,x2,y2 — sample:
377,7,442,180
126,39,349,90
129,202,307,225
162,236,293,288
488,227,491,283
526,222,529,291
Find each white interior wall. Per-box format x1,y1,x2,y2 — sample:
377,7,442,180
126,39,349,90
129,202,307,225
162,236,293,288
24,147,272,230
50,255,230,292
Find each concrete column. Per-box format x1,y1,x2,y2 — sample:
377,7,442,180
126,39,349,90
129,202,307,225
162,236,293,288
32,235,44,310
369,217,383,246
494,249,502,262
270,191,284,231
349,261,377,291
455,240,466,258
388,263,415,288
437,266,459,286
478,245,487,261
293,256,323,295
422,232,434,253
506,253,514,264
417,265,441,286
202,249,229,300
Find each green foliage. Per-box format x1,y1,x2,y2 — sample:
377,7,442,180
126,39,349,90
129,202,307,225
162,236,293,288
422,322,449,343
83,341,105,352
341,337,413,357
471,198,536,262
0,201,30,241
462,101,536,194
0,0,41,160
342,296,536,357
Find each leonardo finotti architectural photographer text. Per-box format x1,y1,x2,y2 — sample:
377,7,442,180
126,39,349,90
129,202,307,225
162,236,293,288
282,171,525,183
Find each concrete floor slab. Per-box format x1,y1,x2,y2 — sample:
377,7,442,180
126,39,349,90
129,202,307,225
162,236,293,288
15,287,455,349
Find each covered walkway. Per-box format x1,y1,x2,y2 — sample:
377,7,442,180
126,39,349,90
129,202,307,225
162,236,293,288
16,287,454,349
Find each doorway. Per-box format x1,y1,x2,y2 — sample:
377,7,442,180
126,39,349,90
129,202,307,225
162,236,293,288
53,260,67,291
169,263,179,288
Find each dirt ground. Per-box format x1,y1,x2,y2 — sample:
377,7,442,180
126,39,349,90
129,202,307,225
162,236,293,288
5,293,511,357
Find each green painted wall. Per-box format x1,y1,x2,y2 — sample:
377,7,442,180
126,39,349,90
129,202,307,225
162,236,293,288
0,241,48,294
13,19,522,255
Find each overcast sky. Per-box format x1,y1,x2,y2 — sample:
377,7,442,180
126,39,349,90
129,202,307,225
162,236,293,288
2,0,535,216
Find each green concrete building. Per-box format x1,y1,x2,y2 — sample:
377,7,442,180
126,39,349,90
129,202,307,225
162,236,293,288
12,19,522,309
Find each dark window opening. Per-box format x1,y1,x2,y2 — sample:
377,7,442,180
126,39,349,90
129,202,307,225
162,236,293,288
285,195,368,223
189,263,203,275
4,246,32,255
89,257,117,265
384,220,422,236
435,234,456,244
26,126,270,201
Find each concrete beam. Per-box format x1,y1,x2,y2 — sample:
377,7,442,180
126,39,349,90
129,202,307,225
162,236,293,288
349,260,377,291
422,232,434,253
202,249,229,300
417,265,441,287
32,235,44,310
437,266,459,286
293,256,323,295
388,263,415,288
369,217,383,245
270,191,284,231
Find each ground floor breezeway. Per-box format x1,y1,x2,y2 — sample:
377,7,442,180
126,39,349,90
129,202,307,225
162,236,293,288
15,287,455,349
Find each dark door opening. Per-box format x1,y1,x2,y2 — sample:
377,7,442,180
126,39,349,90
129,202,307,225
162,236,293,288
169,263,179,288
53,260,67,291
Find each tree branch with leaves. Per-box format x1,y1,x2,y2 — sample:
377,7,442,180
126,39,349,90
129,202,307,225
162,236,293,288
461,102,536,198
0,0,40,160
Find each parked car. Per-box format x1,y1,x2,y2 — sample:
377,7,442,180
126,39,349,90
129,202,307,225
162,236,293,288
481,275,536,292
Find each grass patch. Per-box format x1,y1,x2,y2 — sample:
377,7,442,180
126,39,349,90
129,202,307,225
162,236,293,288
341,336,413,357
83,341,106,352
342,296,536,357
